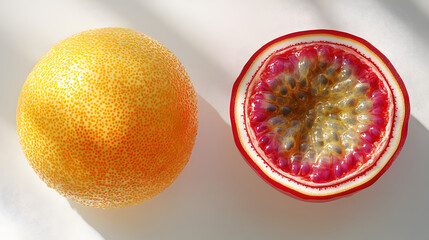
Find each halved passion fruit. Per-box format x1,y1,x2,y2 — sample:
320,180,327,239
230,30,409,200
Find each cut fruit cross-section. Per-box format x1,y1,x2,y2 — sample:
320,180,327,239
230,30,409,200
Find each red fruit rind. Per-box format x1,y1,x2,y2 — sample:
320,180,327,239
230,30,409,200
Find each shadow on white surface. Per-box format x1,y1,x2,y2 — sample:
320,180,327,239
70,94,429,240
376,0,429,42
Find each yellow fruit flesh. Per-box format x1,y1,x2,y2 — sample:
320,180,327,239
17,28,198,208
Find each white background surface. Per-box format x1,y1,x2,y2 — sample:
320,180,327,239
1,0,429,239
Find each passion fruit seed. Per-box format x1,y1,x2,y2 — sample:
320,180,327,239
247,43,389,183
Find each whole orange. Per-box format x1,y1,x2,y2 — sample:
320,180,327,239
16,28,198,208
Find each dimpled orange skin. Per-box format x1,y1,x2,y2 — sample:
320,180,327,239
16,28,198,208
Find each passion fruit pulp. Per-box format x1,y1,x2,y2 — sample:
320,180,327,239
230,30,409,200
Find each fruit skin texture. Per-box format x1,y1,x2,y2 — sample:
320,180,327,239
230,30,410,201
16,28,198,208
